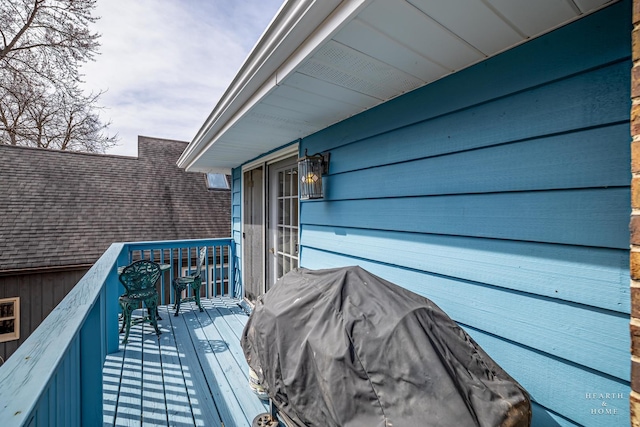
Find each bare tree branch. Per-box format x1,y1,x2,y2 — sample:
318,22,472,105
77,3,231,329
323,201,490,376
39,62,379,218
0,0,41,61
0,0,117,152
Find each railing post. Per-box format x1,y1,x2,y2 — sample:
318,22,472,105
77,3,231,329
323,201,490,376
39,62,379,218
106,247,129,354
230,240,237,298
80,298,103,425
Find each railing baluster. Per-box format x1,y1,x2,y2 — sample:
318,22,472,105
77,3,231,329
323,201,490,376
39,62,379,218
222,245,225,296
205,246,210,299
213,245,219,297
222,245,226,296
221,245,225,296
177,247,182,302
159,248,165,305
169,248,174,304
188,247,193,299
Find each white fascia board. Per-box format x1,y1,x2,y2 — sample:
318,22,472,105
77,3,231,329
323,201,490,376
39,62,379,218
192,166,233,175
178,0,320,170
178,0,373,172
190,0,317,147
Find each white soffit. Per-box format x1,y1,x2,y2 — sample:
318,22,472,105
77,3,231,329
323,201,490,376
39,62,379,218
180,0,617,173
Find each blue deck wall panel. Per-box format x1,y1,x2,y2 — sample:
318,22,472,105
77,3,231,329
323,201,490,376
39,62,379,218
231,1,631,425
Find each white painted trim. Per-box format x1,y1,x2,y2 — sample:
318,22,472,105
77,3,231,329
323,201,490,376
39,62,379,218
242,143,299,171
0,297,19,343
202,167,233,175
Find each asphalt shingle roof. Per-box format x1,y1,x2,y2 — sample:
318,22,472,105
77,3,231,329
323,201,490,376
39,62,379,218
0,136,231,271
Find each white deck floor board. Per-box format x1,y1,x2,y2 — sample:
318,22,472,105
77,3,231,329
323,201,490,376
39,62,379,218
156,306,197,427
141,322,168,427
167,302,225,427
104,298,267,427
115,329,144,426
189,305,267,421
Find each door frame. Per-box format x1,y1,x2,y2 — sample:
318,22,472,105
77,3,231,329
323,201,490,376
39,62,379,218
240,144,299,302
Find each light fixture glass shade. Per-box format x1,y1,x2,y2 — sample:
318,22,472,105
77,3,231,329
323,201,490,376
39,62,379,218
298,153,324,200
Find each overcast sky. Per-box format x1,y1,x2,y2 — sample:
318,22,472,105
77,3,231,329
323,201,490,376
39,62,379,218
80,0,284,157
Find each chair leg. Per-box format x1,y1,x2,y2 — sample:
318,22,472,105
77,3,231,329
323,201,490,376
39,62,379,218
174,285,182,316
193,282,204,312
147,306,162,321
119,300,126,333
121,302,135,344
146,297,161,337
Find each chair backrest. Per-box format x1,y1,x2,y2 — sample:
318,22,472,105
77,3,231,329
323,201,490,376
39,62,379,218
195,247,207,277
119,260,162,294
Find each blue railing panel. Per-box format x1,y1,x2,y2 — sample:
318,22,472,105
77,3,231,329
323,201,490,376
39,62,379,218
0,242,124,426
126,238,235,305
0,238,236,426
80,292,104,424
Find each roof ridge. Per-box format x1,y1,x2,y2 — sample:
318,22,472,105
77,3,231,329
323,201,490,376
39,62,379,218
0,143,138,160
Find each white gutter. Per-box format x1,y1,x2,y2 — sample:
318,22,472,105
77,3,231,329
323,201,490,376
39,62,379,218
177,0,372,172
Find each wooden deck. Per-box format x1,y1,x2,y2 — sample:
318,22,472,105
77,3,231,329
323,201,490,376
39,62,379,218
103,297,269,426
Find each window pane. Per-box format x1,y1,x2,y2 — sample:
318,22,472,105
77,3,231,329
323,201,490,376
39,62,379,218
292,200,298,227
284,199,291,226
206,173,230,189
0,319,14,334
282,227,291,255
284,170,292,196
0,302,14,318
279,171,284,197
292,169,298,197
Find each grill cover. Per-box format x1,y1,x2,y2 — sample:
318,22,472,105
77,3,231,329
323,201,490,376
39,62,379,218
241,266,531,427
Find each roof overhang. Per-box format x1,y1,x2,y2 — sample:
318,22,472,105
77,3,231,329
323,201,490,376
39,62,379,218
177,0,618,174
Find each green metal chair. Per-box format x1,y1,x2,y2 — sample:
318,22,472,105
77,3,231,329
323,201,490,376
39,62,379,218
172,247,206,316
118,260,162,344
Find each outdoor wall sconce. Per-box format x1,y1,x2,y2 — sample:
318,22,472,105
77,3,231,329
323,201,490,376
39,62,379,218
298,149,330,200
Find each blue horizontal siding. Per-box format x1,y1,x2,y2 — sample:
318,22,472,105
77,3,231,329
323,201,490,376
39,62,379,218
328,123,630,199
303,188,630,249
301,225,629,313
231,170,241,239
326,61,630,176
301,247,629,380
231,168,242,294
232,190,241,207
531,403,580,427
468,326,629,427
293,1,632,426
231,204,241,221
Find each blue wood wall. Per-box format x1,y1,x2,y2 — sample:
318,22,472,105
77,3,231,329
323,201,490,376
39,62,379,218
232,1,632,426
231,167,242,285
